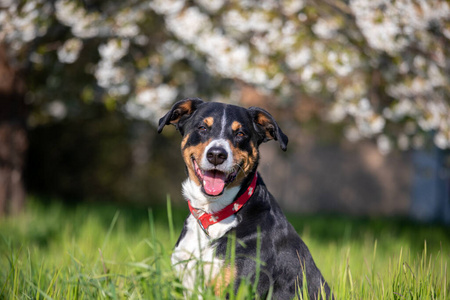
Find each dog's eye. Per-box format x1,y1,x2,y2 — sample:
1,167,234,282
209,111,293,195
236,131,245,137
198,125,207,132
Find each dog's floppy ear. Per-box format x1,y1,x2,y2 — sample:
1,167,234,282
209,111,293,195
248,106,288,151
158,98,204,134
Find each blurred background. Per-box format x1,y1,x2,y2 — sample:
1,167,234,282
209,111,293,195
0,0,449,224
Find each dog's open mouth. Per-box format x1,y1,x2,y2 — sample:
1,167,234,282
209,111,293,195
192,157,238,196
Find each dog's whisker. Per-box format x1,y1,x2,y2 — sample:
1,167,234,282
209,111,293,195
234,163,247,177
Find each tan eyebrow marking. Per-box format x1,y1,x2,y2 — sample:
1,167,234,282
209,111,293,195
231,121,242,131
204,117,214,127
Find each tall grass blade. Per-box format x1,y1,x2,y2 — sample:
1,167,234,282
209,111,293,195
26,279,54,300
166,195,175,247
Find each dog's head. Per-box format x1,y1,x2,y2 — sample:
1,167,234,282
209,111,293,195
158,98,288,197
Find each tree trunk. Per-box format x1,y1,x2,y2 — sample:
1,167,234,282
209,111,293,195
0,44,28,216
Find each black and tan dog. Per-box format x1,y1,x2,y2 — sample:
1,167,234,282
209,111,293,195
158,98,332,299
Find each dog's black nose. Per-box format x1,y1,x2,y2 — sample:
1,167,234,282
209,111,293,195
207,147,228,166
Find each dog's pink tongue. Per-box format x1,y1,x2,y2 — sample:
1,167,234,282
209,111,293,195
203,170,226,196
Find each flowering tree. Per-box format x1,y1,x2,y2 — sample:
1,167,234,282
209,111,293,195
0,0,449,212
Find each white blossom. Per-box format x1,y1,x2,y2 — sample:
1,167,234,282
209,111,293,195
55,0,104,38
165,6,211,43
0,0,49,49
356,114,385,137
223,10,278,34
127,85,178,123
328,102,347,123
312,18,340,39
195,0,225,13
95,61,127,89
281,0,305,15
297,13,307,22
57,38,83,64
135,85,177,107
350,0,450,54
114,8,144,38
377,134,391,155
46,100,67,120
250,35,272,55
427,63,446,87
149,0,185,15
285,48,311,70
434,132,450,150
417,101,448,131
301,66,314,81
159,41,189,68
345,125,361,142
99,39,129,63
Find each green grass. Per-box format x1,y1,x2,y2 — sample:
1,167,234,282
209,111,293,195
0,196,449,299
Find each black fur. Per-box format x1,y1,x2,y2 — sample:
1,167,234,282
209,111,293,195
215,176,332,299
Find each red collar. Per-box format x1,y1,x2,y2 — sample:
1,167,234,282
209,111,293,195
187,173,258,236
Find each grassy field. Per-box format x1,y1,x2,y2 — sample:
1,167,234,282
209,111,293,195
0,196,449,299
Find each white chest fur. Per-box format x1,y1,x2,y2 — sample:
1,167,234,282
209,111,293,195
172,178,240,292
171,212,238,292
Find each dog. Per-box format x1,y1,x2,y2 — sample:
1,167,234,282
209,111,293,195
158,98,332,299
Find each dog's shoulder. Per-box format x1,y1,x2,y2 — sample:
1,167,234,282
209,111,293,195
215,176,302,251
